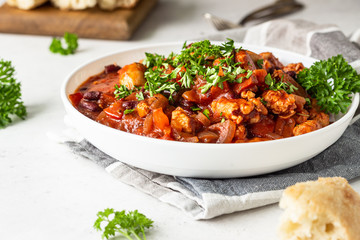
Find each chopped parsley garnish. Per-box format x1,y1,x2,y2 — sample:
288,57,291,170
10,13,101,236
124,109,135,114
260,98,267,105
203,109,210,119
191,106,201,111
256,59,264,68
265,73,298,94
141,39,248,98
136,92,145,101
114,84,134,99
297,55,360,114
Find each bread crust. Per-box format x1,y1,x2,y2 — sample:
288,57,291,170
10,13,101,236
279,177,360,240
6,0,48,10
98,0,139,10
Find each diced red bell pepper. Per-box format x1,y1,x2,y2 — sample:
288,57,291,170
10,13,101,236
68,92,83,107
104,101,123,120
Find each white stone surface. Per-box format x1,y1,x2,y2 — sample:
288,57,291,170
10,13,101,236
1,0,360,239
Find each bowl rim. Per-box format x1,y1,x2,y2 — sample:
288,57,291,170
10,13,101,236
60,41,360,149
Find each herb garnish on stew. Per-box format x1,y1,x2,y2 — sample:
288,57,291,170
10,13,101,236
69,39,360,143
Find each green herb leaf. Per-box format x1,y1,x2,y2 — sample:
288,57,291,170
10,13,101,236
265,73,298,94
49,32,79,55
0,59,27,128
256,59,264,68
136,92,145,101
94,208,153,240
142,39,246,97
114,84,133,100
220,38,235,57
124,109,135,114
191,106,201,111
203,109,210,119
297,55,360,114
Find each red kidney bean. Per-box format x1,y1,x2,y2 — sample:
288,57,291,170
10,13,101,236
79,100,102,112
286,71,297,79
83,91,101,101
122,100,138,109
104,64,121,74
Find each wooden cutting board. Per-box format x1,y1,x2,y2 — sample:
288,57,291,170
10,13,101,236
0,0,157,40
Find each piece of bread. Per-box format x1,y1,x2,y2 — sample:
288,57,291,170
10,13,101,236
50,0,96,10
278,177,360,240
98,0,139,11
6,0,48,9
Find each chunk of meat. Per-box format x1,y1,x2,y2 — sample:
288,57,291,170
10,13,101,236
293,110,329,136
293,109,310,124
211,97,255,124
259,52,284,71
293,94,306,112
172,129,199,143
275,117,296,138
241,91,268,115
136,94,169,118
282,62,305,74
171,107,196,134
233,125,247,141
233,74,258,95
245,50,263,68
249,97,268,115
182,76,232,105
293,120,322,136
248,116,276,138
197,130,219,143
313,112,330,127
118,62,146,89
272,70,307,97
235,50,257,70
208,120,236,143
262,90,297,118
148,94,169,110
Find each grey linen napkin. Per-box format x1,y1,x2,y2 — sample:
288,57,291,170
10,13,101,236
65,19,360,220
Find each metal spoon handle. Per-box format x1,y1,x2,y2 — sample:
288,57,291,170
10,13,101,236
239,1,304,26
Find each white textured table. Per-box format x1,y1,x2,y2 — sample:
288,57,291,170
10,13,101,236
1,0,360,239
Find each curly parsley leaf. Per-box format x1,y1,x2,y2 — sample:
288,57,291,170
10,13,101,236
49,32,79,55
0,59,27,128
297,55,360,114
94,208,153,240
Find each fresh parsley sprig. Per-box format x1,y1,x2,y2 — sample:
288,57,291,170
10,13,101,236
297,55,360,114
0,59,27,128
94,208,153,240
49,32,79,55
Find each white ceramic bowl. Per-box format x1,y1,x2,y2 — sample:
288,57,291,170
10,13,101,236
61,42,359,178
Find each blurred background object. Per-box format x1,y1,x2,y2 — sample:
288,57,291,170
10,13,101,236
0,0,359,41
204,0,304,31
